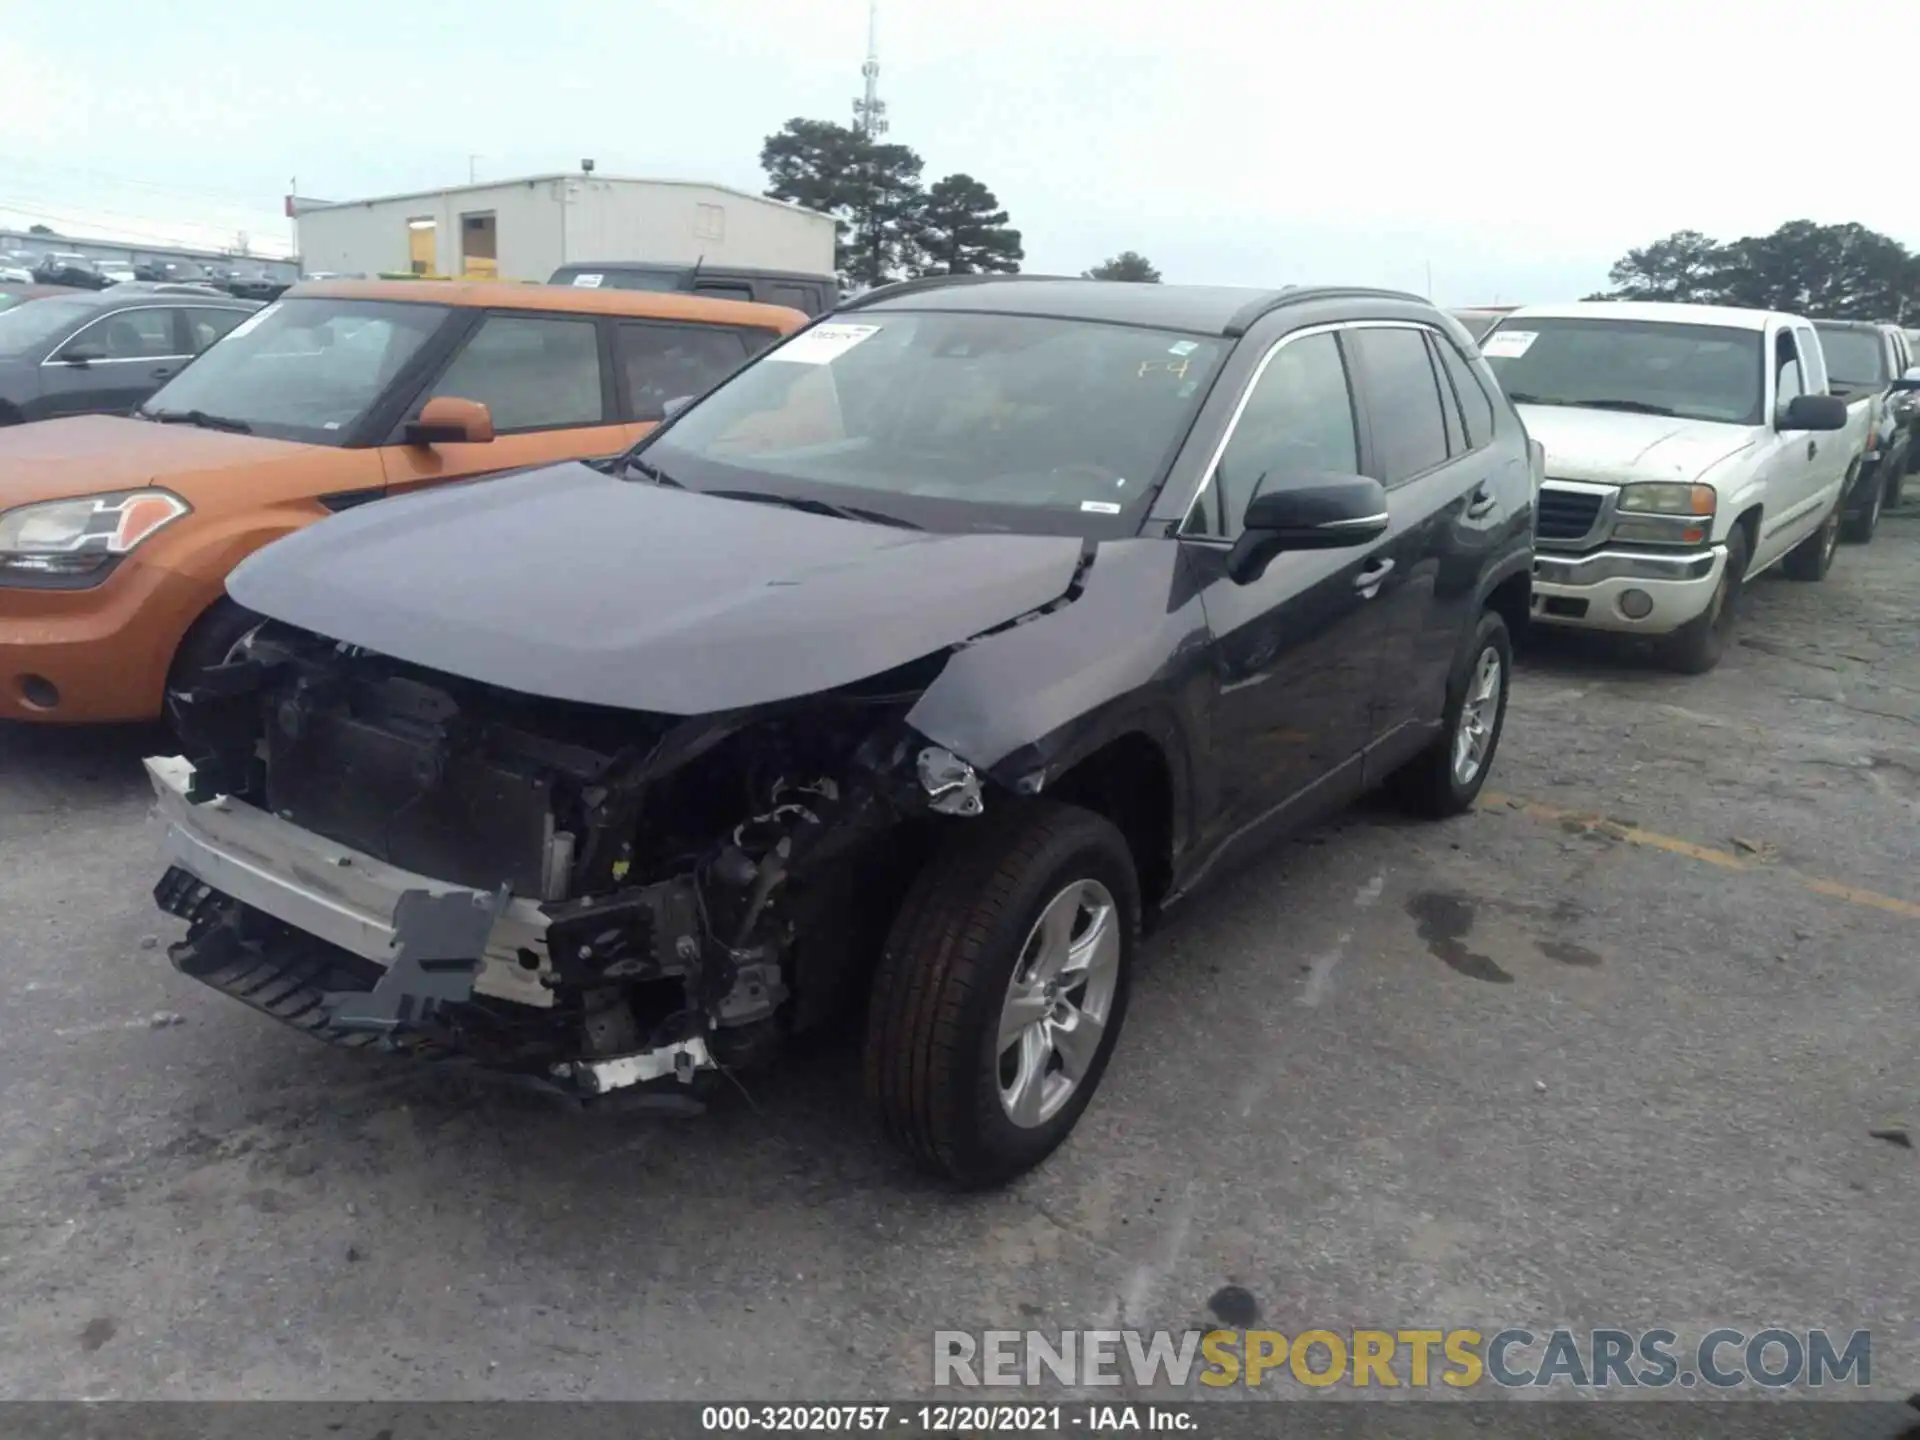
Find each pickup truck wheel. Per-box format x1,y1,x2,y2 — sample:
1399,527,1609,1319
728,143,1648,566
1782,501,1841,581
865,801,1138,1189
1389,609,1512,818
1841,471,1883,544
1660,526,1747,674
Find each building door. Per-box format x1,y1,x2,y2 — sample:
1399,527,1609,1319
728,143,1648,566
461,213,497,279
407,218,436,276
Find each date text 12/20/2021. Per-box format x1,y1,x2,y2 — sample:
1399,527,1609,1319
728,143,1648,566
701,1404,1196,1432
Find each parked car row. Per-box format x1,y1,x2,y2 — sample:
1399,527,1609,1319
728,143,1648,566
0,248,295,300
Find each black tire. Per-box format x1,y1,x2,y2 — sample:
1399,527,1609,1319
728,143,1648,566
1841,468,1883,544
1389,609,1512,818
167,598,263,699
1661,524,1748,675
865,801,1139,1189
1782,500,1841,581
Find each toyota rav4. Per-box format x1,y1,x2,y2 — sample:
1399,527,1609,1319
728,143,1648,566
149,278,1536,1187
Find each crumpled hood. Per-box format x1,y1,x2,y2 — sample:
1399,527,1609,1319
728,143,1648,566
227,463,1090,715
1517,405,1759,487
0,414,322,512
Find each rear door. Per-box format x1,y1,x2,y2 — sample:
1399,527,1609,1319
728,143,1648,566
613,319,756,425
379,309,644,493
1346,324,1506,770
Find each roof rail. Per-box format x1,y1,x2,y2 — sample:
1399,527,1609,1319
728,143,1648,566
1223,285,1429,337
837,272,1084,311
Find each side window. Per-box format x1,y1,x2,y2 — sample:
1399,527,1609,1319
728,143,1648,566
769,283,816,314
1435,332,1496,448
1209,330,1358,537
1352,326,1450,484
1774,330,1804,410
740,326,784,357
430,313,605,431
617,321,750,420
693,281,755,303
1794,325,1826,394
1426,333,1465,456
186,308,248,354
65,307,179,360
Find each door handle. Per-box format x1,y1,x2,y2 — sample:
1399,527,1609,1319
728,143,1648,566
1807,438,1818,460
1466,483,1498,519
1353,557,1394,597
151,365,176,380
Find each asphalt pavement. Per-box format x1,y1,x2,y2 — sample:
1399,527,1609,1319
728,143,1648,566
0,509,1915,1405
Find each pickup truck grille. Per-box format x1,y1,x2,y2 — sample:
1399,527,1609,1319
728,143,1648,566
1536,485,1606,544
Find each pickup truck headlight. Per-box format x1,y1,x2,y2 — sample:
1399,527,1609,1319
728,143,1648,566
0,489,190,583
1618,482,1715,516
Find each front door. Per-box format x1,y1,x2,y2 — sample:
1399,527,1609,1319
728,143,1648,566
37,306,188,419
380,310,645,493
1184,325,1396,856
1749,323,1826,569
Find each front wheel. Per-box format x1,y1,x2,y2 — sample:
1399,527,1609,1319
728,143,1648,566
865,802,1139,1189
1661,525,1748,674
1389,609,1512,817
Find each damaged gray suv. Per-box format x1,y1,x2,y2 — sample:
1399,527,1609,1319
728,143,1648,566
150,276,1536,1187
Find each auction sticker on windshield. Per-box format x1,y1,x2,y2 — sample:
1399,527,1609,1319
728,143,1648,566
768,324,881,365
571,273,604,288
1482,330,1538,359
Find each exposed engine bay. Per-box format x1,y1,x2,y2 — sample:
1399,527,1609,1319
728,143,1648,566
152,619,989,1106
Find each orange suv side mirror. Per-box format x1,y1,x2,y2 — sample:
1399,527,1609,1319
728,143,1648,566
405,396,495,446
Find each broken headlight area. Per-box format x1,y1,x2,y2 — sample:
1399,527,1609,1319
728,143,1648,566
154,622,983,1102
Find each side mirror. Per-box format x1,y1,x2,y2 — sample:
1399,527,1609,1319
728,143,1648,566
1778,394,1849,432
661,394,695,421
1227,473,1391,585
1890,366,1920,392
405,395,495,446
57,346,102,366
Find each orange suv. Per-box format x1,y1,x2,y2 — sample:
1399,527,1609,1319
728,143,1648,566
0,279,807,723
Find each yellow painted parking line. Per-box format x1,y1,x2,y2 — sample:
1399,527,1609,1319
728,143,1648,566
1478,790,1920,921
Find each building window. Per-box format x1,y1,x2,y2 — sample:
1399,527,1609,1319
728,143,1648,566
694,203,726,242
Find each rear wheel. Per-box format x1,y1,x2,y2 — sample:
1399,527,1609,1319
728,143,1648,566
1661,525,1747,674
1841,469,1883,544
1389,609,1512,817
865,802,1138,1189
1783,501,1841,581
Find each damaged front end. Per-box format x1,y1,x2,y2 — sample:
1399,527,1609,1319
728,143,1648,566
150,622,989,1106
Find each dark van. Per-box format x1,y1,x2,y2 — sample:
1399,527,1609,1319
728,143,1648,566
548,262,838,316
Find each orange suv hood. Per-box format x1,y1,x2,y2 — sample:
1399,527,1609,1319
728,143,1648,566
0,415,324,513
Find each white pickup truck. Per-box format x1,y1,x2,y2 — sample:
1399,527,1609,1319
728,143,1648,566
1478,301,1867,671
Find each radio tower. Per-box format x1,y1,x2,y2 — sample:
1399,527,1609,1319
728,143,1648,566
852,1,887,137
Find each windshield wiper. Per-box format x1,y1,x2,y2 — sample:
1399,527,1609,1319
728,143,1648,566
611,453,684,488
1573,399,1681,417
706,488,921,530
1503,392,1569,407
144,408,252,433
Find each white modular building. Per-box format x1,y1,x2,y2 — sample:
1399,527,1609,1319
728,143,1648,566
292,174,836,282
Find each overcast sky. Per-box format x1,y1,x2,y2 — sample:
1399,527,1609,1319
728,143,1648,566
2,0,1910,301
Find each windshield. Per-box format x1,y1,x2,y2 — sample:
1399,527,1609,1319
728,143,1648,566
139,296,451,444
635,310,1228,535
0,297,98,355
1814,327,1886,388
1482,317,1764,426
551,266,684,292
